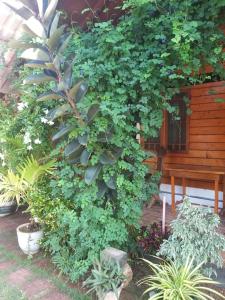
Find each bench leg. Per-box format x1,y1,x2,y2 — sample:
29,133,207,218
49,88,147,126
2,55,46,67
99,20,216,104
171,176,176,213
214,179,219,214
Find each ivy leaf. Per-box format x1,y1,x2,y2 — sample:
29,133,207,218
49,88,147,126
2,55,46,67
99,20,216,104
87,104,100,123
85,164,102,185
80,149,91,166
64,139,81,157
47,104,71,121
23,74,57,84
52,124,74,142
21,48,50,61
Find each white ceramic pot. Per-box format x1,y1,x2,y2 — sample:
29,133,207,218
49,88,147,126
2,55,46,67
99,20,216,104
16,223,43,255
0,200,17,217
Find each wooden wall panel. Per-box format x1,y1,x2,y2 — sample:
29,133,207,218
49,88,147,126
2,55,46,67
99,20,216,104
146,81,225,192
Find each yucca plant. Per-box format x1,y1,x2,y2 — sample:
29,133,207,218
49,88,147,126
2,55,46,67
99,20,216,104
0,156,55,205
138,257,225,300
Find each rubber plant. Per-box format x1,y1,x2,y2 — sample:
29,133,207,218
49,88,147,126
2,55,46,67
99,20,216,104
5,0,122,193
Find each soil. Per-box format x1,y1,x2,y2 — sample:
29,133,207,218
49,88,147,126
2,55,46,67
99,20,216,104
19,222,41,233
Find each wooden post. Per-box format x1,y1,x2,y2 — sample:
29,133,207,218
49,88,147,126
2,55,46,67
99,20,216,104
162,196,166,235
223,175,225,209
171,175,175,213
214,179,219,214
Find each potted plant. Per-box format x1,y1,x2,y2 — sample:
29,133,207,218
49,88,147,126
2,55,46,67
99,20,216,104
84,259,126,300
0,193,17,217
0,156,55,255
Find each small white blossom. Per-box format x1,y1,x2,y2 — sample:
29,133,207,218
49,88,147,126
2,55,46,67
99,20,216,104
48,121,54,126
17,102,28,111
34,138,41,145
44,109,49,115
23,132,31,144
41,117,48,124
0,153,4,160
27,145,33,150
2,161,6,167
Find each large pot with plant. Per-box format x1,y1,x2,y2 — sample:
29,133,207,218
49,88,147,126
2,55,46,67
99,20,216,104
84,259,126,300
0,156,55,255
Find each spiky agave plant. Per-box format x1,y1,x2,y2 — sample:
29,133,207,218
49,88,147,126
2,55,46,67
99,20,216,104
5,0,122,195
138,257,225,300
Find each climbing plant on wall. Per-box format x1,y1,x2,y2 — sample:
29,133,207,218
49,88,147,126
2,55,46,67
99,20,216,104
6,0,225,281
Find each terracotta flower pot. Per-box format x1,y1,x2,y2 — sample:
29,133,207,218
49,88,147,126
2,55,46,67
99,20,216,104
17,223,43,255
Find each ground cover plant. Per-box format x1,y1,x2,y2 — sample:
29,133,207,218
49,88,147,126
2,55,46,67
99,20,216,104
158,199,225,277
6,0,225,283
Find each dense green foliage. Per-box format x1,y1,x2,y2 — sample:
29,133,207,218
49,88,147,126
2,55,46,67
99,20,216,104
158,199,225,277
7,0,225,282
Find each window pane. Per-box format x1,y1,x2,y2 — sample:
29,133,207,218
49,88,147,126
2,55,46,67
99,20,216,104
168,93,187,152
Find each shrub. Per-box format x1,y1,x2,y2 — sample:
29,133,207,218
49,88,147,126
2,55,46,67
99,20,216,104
138,257,225,300
137,223,170,256
158,199,225,277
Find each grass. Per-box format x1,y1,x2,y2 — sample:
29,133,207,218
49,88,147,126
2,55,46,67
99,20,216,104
0,280,27,300
0,238,89,300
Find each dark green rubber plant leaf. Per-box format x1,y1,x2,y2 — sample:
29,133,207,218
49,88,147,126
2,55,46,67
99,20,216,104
44,0,58,25
99,150,117,165
23,73,57,84
106,176,116,190
78,134,88,146
37,0,48,18
80,149,91,166
52,124,74,142
58,33,72,53
21,48,50,61
64,63,73,89
87,104,100,123
97,181,108,198
97,131,113,143
85,164,102,185
64,139,81,157
69,81,88,103
47,25,65,51
49,11,61,37
47,104,71,121
24,60,47,69
37,91,64,101
66,146,84,162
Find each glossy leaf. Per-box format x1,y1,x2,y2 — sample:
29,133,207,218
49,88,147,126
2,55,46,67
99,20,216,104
52,124,74,142
58,33,72,53
80,149,91,166
64,139,81,157
69,81,88,103
64,63,73,89
3,3,32,20
49,11,61,37
85,164,102,185
87,104,100,123
44,69,58,78
25,16,46,38
21,48,50,61
47,25,65,51
37,91,64,101
97,181,108,197
66,146,84,163
24,60,47,69
37,0,47,18
106,176,116,190
47,104,71,121
99,151,117,165
97,132,113,143
44,0,58,25
78,134,88,146
23,73,57,84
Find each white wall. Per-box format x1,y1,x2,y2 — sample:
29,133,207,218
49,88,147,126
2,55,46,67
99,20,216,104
160,183,223,210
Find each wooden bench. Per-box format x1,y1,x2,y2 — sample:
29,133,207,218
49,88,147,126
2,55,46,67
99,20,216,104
166,168,225,214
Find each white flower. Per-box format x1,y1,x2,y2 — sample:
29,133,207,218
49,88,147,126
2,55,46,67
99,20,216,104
41,117,48,124
34,138,41,145
27,145,33,150
48,121,54,126
0,153,4,160
2,161,6,167
17,102,28,111
23,132,31,144
44,109,49,115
